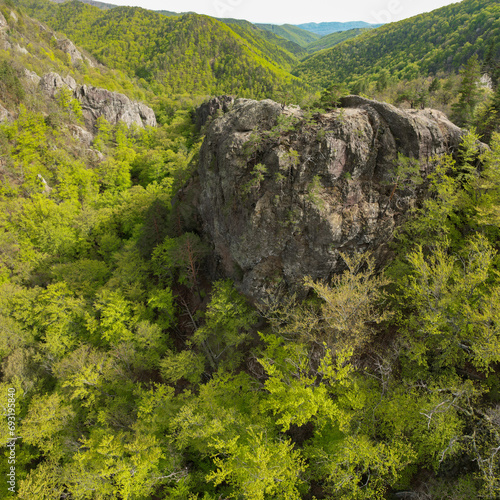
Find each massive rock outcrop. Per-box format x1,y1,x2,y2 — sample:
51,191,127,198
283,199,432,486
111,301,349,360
75,85,156,131
38,72,156,131
197,96,464,301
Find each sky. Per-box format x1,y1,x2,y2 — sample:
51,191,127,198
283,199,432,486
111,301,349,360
102,0,461,25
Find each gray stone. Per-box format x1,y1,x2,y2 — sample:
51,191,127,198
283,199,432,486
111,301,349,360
68,124,94,146
197,96,466,302
195,95,235,128
38,72,76,98
38,72,156,131
0,12,8,30
76,85,157,131
0,103,10,122
56,38,84,64
14,44,28,55
24,69,41,86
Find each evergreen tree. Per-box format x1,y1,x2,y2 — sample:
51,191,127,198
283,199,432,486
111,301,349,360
452,55,482,126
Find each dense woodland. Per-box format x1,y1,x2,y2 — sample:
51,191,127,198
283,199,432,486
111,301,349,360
0,0,500,498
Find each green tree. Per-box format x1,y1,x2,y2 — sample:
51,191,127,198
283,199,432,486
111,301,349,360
452,55,483,126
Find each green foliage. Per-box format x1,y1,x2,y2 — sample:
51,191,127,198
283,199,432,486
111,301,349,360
2,3,500,499
293,0,499,91
256,23,320,49
318,82,350,109
397,235,500,371
305,28,372,54
193,280,257,370
452,54,484,126
20,1,310,101
207,429,306,500
303,253,391,353
151,232,208,287
0,59,25,105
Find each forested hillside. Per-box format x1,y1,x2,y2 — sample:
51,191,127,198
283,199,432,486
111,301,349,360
218,18,307,66
1,0,500,499
50,0,116,8
294,0,499,88
295,20,381,36
19,0,310,100
305,27,372,53
256,23,320,48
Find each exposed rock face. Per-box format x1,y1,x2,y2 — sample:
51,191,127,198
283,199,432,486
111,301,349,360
68,124,94,146
0,103,10,122
24,69,41,86
39,72,77,97
0,11,7,30
0,12,10,50
195,95,235,128
75,85,157,131
38,72,156,131
197,96,464,301
56,38,84,64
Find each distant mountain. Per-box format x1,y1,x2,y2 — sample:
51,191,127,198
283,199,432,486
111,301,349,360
305,27,372,53
294,0,500,88
296,21,382,36
256,23,320,48
48,0,116,9
156,10,180,16
221,18,307,62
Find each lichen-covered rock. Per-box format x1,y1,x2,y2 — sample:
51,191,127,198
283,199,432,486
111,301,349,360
197,96,465,301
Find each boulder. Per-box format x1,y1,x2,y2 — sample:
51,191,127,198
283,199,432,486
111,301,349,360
197,96,465,302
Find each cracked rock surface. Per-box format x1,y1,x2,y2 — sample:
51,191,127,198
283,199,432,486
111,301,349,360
197,96,465,301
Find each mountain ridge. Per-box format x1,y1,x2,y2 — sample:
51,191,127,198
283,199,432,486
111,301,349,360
295,20,383,36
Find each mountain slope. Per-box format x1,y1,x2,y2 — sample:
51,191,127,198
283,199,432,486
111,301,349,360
256,23,320,48
305,27,372,53
19,0,310,99
219,18,307,66
49,0,116,9
293,0,500,88
296,20,382,36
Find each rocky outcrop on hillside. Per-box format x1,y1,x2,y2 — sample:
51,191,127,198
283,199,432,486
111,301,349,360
56,38,84,64
197,96,465,301
39,72,77,97
38,72,156,131
75,85,156,131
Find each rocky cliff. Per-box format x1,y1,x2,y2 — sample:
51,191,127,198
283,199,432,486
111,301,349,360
38,72,156,131
197,96,465,301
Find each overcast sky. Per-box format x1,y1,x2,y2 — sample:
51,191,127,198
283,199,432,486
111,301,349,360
103,0,461,25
